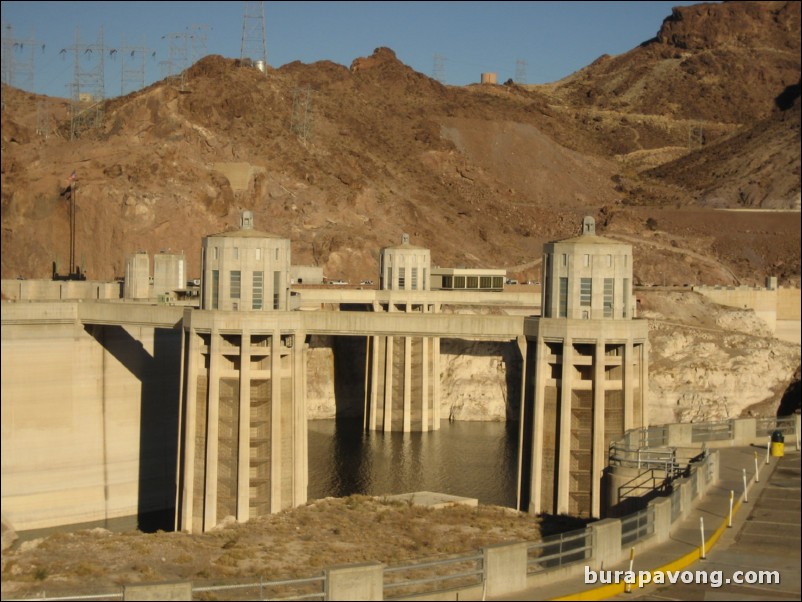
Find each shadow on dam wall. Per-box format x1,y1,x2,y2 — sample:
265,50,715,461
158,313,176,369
86,324,181,532
325,332,526,423
332,334,368,419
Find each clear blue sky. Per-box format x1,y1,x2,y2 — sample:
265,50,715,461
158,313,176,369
2,1,708,99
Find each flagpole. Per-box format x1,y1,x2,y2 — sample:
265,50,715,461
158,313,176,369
70,180,76,276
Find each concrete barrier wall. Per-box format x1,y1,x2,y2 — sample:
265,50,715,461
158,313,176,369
692,285,801,334
778,288,802,320
1,316,181,532
693,285,777,331
1,279,121,301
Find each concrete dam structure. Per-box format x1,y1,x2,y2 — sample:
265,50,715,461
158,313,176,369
1,215,648,535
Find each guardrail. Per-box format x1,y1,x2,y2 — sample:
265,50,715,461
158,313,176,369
691,420,733,443
527,527,592,573
609,443,678,473
756,415,796,437
193,575,326,601
621,506,654,546
384,551,483,599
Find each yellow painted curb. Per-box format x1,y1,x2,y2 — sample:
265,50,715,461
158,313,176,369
550,499,744,601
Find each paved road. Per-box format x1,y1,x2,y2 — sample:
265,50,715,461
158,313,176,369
613,448,801,601
491,446,801,602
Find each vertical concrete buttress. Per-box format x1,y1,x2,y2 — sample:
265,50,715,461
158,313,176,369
237,328,251,522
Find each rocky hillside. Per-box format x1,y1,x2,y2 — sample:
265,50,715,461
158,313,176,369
543,1,800,124
646,82,801,208
1,1,799,288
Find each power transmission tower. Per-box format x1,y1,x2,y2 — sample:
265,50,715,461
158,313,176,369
64,27,106,140
160,31,189,87
1,24,39,93
188,24,210,65
241,1,267,71
291,86,314,144
36,97,51,138
1,24,13,91
115,35,150,96
432,53,446,84
515,59,527,85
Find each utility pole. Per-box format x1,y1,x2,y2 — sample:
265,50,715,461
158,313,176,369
70,179,76,276
53,171,85,281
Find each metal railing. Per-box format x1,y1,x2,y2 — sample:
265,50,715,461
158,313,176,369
620,506,654,546
691,420,733,443
192,574,325,601
670,484,682,522
690,468,700,499
384,551,483,600
617,468,671,501
625,425,668,448
609,442,679,476
0,594,122,601
756,415,796,437
526,527,592,574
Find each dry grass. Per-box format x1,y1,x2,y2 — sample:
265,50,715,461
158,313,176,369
1,496,544,598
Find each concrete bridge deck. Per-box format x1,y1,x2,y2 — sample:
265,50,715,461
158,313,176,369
2,301,529,340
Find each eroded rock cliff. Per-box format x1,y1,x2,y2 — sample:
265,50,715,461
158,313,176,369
640,291,800,424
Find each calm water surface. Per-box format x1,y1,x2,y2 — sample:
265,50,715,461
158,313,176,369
307,419,520,508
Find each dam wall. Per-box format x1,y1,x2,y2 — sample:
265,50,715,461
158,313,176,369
1,303,181,533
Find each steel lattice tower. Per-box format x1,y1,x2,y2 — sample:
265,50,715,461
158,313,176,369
291,86,314,144
515,59,528,85
160,31,189,82
1,24,38,94
65,27,106,140
240,1,267,70
115,35,151,96
188,24,210,65
432,53,446,84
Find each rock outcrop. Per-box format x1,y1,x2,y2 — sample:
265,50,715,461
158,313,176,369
640,291,800,424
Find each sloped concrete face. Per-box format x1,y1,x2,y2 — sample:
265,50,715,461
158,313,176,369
1,307,181,533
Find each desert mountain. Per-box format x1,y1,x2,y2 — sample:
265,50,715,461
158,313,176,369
1,1,799,286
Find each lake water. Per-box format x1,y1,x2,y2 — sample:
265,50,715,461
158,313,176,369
307,419,521,508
